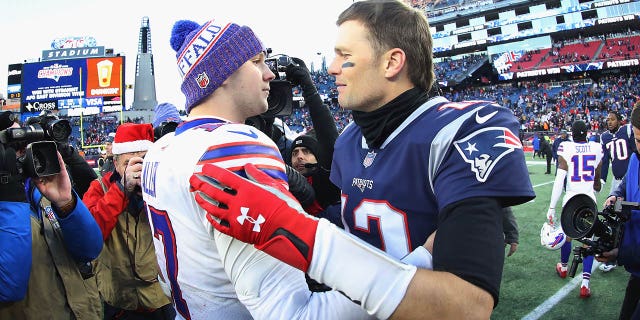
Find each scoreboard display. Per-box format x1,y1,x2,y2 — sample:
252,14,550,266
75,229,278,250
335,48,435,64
19,56,125,115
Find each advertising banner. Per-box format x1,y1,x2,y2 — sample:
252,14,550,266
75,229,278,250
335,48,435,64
20,56,125,113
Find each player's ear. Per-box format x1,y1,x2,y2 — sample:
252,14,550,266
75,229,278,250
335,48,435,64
383,48,405,79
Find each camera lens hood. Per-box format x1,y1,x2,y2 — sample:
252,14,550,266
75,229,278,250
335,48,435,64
561,194,597,239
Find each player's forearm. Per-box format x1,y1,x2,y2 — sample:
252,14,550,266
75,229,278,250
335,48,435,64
391,270,493,320
307,219,416,319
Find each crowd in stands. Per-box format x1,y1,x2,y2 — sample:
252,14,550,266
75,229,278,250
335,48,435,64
434,53,487,81
499,32,640,73
447,73,640,135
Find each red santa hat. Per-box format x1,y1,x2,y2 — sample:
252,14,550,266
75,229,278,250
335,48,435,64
112,123,154,155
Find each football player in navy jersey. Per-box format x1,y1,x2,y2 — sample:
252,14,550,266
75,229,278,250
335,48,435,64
601,110,635,197
600,110,635,272
191,1,535,318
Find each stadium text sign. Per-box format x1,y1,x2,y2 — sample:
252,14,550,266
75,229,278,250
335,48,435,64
42,47,105,61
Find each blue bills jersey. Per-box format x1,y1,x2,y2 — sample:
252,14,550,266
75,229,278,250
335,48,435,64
330,97,535,259
601,124,635,181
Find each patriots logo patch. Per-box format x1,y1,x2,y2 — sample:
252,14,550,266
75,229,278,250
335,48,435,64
454,127,522,182
196,72,210,89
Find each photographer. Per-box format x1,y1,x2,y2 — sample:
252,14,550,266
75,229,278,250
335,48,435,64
285,58,342,221
83,123,173,319
0,115,103,318
599,105,640,320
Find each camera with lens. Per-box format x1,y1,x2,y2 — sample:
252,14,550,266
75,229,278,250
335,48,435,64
0,114,72,178
560,194,637,277
263,49,295,118
153,121,179,141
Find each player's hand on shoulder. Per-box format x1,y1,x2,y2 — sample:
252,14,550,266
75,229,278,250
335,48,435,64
190,163,320,271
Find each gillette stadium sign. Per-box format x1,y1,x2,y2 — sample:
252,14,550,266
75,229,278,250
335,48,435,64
42,36,104,61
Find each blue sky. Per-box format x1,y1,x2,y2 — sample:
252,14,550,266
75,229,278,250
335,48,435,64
1,0,353,109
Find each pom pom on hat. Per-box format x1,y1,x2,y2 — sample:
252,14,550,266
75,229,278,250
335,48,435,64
170,18,264,114
112,123,154,155
153,102,182,127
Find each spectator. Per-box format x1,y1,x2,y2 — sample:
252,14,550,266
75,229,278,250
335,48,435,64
540,135,553,174
98,132,116,177
532,132,541,159
83,123,174,319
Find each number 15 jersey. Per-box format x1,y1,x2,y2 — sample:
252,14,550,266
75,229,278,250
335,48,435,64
557,140,603,204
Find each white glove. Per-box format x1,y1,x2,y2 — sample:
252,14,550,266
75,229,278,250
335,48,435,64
547,208,556,225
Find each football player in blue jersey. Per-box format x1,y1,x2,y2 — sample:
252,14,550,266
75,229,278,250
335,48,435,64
600,110,635,272
601,110,635,195
191,1,535,318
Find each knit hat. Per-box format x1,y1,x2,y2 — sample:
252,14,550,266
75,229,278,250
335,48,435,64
153,102,182,127
170,19,265,114
572,120,588,142
0,111,18,131
292,135,319,158
112,123,154,155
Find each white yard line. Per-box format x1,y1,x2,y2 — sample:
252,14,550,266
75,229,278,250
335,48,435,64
521,263,600,320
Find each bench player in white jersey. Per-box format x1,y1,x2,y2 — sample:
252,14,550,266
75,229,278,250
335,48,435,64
140,17,420,320
547,120,603,298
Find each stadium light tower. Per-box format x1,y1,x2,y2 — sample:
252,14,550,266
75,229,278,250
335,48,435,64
131,16,158,110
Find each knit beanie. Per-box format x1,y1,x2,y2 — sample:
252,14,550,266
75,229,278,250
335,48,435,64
292,135,320,158
153,102,182,127
572,120,588,142
170,19,264,114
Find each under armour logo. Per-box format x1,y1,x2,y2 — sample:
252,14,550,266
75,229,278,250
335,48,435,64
237,207,265,232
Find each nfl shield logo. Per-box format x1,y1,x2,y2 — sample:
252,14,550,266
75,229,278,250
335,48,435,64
196,72,210,89
363,151,377,168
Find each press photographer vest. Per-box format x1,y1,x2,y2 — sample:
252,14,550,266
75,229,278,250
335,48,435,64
0,198,102,320
92,179,170,310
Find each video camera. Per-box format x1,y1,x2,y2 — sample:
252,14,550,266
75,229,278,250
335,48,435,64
0,114,72,178
560,194,636,277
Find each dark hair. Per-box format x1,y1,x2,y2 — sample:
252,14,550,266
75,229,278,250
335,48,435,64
608,110,622,122
631,106,640,130
337,0,434,91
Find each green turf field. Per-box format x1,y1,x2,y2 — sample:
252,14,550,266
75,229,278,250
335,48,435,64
491,153,629,319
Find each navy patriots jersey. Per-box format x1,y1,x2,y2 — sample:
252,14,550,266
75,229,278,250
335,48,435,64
601,124,635,181
330,97,535,259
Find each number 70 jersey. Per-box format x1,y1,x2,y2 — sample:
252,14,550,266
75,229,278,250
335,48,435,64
557,140,603,202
